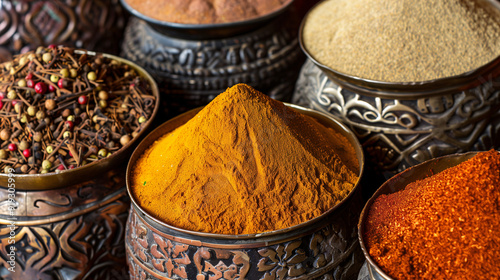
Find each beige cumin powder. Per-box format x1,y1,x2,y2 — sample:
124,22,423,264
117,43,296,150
302,0,500,82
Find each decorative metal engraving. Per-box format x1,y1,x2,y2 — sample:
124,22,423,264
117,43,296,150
125,188,364,280
0,170,130,280
293,59,500,175
0,0,127,62
121,17,303,117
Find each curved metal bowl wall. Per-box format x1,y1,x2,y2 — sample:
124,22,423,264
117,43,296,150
124,104,366,280
293,59,500,177
121,15,303,118
126,198,364,280
0,169,129,279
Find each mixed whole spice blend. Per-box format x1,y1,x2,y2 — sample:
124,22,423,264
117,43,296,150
131,83,359,235
364,149,500,280
125,0,292,24
0,46,156,174
303,0,500,82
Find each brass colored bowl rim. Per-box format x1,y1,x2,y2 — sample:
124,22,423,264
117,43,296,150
299,0,500,98
357,151,488,280
0,50,160,190
120,0,294,30
126,103,365,240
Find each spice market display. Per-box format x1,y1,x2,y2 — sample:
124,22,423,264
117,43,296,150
302,0,500,82
124,0,293,24
1,0,500,279
0,46,156,174
130,83,359,235
363,150,500,280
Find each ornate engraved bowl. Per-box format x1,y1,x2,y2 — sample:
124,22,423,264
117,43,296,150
293,11,500,177
120,2,304,118
357,152,480,280
125,104,366,280
0,53,159,280
0,0,127,63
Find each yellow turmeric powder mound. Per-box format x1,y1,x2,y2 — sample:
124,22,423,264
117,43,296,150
131,83,359,235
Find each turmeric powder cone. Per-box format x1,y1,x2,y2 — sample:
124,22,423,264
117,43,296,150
131,83,359,235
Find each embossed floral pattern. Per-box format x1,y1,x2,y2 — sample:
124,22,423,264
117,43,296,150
293,59,500,174
257,241,307,280
150,235,190,278
0,0,125,62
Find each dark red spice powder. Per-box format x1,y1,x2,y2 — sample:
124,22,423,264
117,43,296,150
364,149,500,280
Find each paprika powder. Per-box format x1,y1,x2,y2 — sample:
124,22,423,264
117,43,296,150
131,83,359,235
364,149,500,279
124,0,292,24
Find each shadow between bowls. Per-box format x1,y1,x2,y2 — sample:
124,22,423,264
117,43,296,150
120,0,295,40
357,151,480,280
0,51,160,190
297,1,500,98
126,103,364,242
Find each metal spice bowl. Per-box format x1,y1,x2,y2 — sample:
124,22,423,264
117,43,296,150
120,0,295,40
0,53,159,279
356,151,480,280
0,0,127,63
293,2,500,178
119,0,304,118
125,104,366,280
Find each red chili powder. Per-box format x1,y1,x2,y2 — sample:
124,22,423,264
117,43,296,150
364,149,500,280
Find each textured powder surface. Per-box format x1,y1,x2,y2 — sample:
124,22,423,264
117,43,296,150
131,84,359,235
364,150,500,280
303,0,500,82
125,0,291,24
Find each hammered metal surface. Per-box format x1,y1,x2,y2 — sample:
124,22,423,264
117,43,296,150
0,0,127,62
121,16,304,117
0,169,130,280
293,59,500,176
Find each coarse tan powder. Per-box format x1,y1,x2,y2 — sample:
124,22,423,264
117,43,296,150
302,0,500,82
131,84,359,235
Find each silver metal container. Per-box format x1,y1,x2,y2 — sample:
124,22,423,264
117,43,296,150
293,1,500,177
0,53,160,280
119,0,304,118
125,104,366,280
357,152,480,280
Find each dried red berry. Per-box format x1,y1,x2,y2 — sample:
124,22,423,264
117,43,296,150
78,95,88,105
48,84,56,92
57,78,65,89
23,149,31,158
25,73,33,80
8,143,17,151
34,82,47,94
26,79,35,88
65,120,74,131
